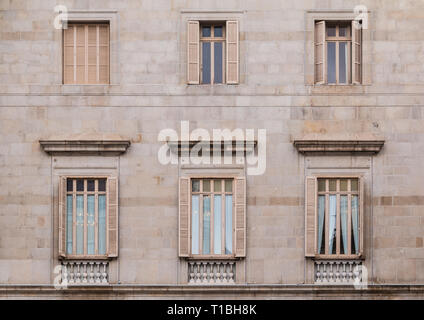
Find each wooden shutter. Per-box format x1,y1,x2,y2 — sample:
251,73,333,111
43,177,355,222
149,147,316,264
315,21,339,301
305,176,317,257
179,177,190,257
187,21,200,84
226,20,239,84
359,176,364,255
352,21,362,84
235,177,246,257
58,176,67,257
107,176,118,257
314,21,326,84
63,24,109,84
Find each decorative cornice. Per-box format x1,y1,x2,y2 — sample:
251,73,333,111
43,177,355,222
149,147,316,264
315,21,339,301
293,134,385,154
39,134,131,155
167,140,257,154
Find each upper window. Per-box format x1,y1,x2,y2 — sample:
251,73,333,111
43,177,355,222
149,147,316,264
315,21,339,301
58,176,118,259
187,20,239,85
178,176,246,259
305,176,364,259
63,23,110,84
314,20,362,85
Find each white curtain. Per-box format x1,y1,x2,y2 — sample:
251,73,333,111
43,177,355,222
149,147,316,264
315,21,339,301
352,196,359,254
191,195,199,254
328,195,337,254
340,196,348,254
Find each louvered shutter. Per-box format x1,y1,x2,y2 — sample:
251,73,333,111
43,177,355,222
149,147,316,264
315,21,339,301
187,21,200,84
63,26,75,84
314,21,326,84
226,20,239,84
352,21,362,84
179,177,190,257
58,176,67,257
305,176,317,257
235,177,246,257
107,177,118,257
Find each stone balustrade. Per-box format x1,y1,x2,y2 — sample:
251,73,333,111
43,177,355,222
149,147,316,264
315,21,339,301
314,260,363,284
188,261,236,284
61,260,109,285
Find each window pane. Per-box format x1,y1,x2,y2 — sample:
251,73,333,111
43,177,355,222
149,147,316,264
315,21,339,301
329,195,337,254
214,26,223,37
202,42,211,84
76,195,84,255
352,195,359,254
214,42,223,84
192,179,200,192
202,26,211,37
340,196,348,254
191,195,200,254
76,179,84,191
351,179,358,191
203,196,211,255
318,179,326,192
339,26,346,37
225,195,233,254
329,179,337,191
340,179,348,191
339,42,348,84
98,195,106,255
203,179,210,192
214,195,222,254
327,26,336,37
66,195,73,254
327,42,336,84
67,179,73,192
225,179,233,192
214,179,222,192
87,195,95,255
87,179,95,192
98,179,106,192
317,195,325,254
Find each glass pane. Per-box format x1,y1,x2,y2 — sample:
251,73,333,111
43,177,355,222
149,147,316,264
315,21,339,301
87,195,95,255
329,179,337,191
339,42,347,84
214,42,223,84
352,195,359,254
67,179,73,192
340,196,348,254
318,179,326,192
202,26,211,37
87,179,95,192
317,196,325,254
327,26,336,37
192,179,200,192
225,179,233,192
76,179,84,191
214,26,223,37
66,195,73,254
76,195,84,255
213,195,222,255
203,179,210,192
203,196,211,255
214,179,222,192
191,195,200,254
98,195,106,255
329,195,337,254
351,179,358,191
339,26,346,37
327,42,336,84
340,179,348,191
225,195,233,254
98,179,106,192
202,42,211,84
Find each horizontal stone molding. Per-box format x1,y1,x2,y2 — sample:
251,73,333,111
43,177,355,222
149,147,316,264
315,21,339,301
40,139,130,155
168,140,256,154
293,139,385,154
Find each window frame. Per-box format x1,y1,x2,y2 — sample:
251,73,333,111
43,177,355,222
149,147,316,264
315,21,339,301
313,174,363,260
187,175,236,260
62,175,110,260
199,23,226,85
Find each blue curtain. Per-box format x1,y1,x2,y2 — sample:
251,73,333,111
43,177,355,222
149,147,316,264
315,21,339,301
98,195,106,255
225,195,233,254
66,195,73,254
76,195,84,255
87,195,95,255
203,196,211,254
213,195,222,255
191,195,200,254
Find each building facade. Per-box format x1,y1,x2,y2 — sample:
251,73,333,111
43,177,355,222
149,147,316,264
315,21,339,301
0,0,424,299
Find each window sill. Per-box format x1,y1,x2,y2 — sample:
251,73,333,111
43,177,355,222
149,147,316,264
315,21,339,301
60,255,111,260
185,255,239,261
312,254,364,260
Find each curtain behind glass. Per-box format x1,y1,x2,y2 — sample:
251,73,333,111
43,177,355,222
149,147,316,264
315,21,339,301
317,196,325,254
352,195,359,254
340,196,348,254
328,195,337,254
